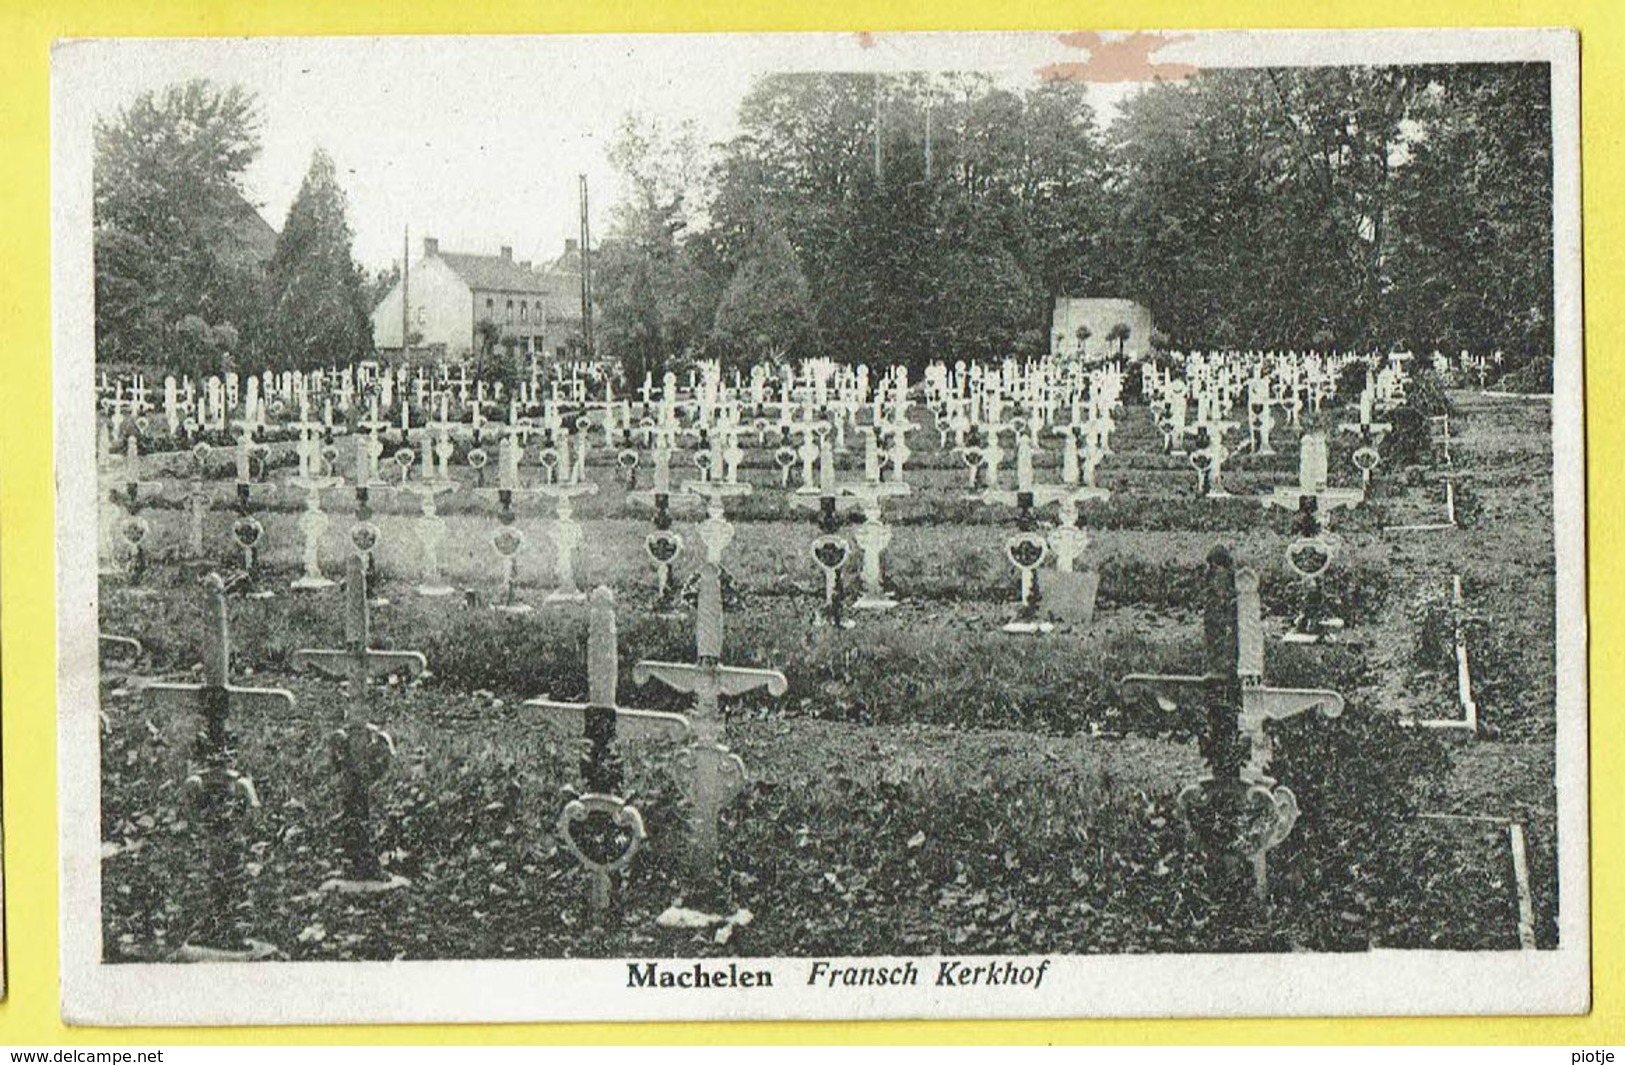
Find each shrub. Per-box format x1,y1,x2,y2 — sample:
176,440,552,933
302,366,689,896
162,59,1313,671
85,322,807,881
1498,357,1553,394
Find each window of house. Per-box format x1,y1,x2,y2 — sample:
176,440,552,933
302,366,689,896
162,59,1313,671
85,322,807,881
520,300,528,322
506,299,514,322
485,298,494,317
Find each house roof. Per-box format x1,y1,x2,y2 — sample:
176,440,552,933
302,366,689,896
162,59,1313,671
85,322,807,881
539,269,583,320
439,251,551,295
225,192,279,264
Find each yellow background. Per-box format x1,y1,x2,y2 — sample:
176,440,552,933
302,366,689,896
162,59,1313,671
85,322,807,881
0,0,1618,1045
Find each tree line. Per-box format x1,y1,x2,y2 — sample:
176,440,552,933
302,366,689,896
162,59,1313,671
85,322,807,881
595,63,1553,382
94,80,381,375
93,65,1553,383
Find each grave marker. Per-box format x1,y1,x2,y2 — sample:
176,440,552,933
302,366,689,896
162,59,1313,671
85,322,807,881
628,444,696,612
535,428,600,605
138,573,295,957
291,555,424,890
1119,547,1344,903
633,564,787,880
526,586,692,908
288,415,342,591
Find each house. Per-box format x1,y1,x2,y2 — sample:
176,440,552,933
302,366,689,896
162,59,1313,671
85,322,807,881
224,191,280,267
1050,297,1155,361
371,236,589,363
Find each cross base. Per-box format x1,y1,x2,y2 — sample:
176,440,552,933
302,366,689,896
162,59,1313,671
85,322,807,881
416,582,456,598
852,593,897,611
546,588,588,605
169,941,283,964
492,601,534,615
315,873,410,895
291,575,338,591
1002,619,1056,635
1282,617,1344,644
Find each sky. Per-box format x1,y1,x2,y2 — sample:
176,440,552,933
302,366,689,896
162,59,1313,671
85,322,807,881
62,33,1158,274
59,29,1553,275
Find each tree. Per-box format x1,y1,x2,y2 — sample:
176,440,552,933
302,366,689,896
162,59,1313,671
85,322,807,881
267,148,373,369
710,226,814,366
94,79,268,368
701,72,1106,368
1107,322,1131,357
596,116,720,384
1383,64,1553,369
1108,67,1425,349
365,263,401,312
602,64,1553,367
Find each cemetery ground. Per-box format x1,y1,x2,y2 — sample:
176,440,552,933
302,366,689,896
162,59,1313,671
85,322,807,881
97,391,1558,962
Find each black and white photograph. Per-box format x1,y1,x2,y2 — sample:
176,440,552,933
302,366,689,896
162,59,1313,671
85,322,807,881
53,28,1587,1025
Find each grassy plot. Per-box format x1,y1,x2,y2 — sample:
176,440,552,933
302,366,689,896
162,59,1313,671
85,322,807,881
97,394,1561,958
104,670,1483,960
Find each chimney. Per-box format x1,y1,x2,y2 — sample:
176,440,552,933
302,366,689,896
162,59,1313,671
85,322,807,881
565,238,579,255
500,245,513,261
423,236,439,256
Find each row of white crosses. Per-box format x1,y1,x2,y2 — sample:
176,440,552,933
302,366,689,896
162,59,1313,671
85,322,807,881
97,341,1440,461
102,348,1391,623
1140,350,1394,500
105,361,1127,622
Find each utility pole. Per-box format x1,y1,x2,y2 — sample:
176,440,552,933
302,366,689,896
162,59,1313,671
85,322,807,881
401,226,410,361
579,174,595,361
924,102,933,181
873,73,883,186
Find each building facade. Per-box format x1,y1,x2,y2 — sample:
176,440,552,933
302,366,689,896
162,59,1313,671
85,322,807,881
372,236,588,363
1050,297,1156,361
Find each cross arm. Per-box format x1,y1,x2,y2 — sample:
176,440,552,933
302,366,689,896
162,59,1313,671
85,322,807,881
713,665,789,699
632,660,788,699
1262,488,1308,512
290,647,427,680
1241,685,1344,725
138,681,297,715
542,482,600,499
632,660,701,694
1314,487,1365,511
1265,485,1363,511
522,698,694,742
474,485,543,503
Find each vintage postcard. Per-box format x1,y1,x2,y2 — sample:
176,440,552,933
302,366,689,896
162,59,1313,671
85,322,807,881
54,28,1587,1025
